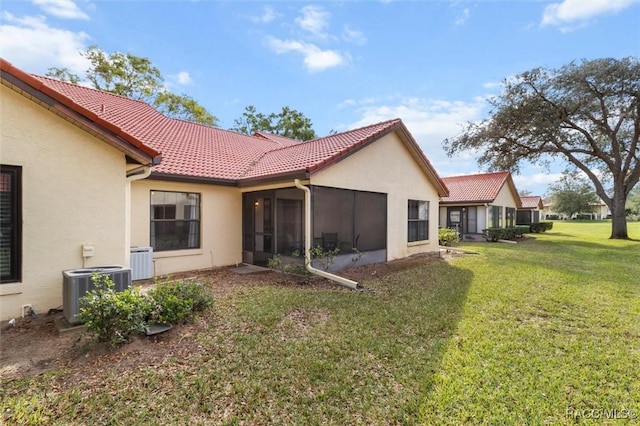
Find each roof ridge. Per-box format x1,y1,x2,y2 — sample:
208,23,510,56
443,170,509,179
33,74,155,106
310,118,402,143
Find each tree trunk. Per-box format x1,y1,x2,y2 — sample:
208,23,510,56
609,191,629,239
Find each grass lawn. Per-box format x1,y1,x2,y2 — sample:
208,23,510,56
2,221,639,425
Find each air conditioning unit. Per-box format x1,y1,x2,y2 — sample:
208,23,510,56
62,266,132,324
130,246,154,280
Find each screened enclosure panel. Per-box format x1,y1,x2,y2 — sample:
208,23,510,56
277,199,303,255
354,191,387,250
312,186,386,252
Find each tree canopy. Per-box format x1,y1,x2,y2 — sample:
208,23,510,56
547,171,600,219
231,105,317,141
444,57,640,239
46,46,218,126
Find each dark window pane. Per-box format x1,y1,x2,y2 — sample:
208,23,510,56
150,191,200,251
407,200,428,242
0,166,21,283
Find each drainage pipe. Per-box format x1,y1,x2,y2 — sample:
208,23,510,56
126,165,152,181
294,179,360,290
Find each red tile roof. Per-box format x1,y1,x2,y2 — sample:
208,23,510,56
441,171,520,206
0,59,160,165
253,131,301,147
519,195,543,209
2,59,447,194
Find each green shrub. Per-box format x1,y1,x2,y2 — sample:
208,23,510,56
483,227,522,242
77,274,149,346
310,245,341,272
147,280,213,324
438,228,460,246
514,226,529,237
530,222,553,233
483,228,503,242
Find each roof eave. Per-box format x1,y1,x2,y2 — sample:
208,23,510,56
149,172,236,186
237,170,309,187
1,59,161,166
440,199,494,205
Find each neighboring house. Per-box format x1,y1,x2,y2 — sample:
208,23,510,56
1,59,161,320
517,195,544,225
1,59,449,319
542,199,611,220
439,171,522,240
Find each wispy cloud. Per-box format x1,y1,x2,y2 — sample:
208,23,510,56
295,5,330,37
266,36,349,72
455,8,470,26
262,5,363,73
344,95,488,169
250,6,279,24
348,96,487,141
171,71,193,85
32,0,89,20
541,0,639,31
342,25,366,45
0,12,90,74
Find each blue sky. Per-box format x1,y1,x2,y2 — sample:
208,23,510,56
1,0,639,196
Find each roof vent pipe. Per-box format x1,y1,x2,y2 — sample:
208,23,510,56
294,179,361,291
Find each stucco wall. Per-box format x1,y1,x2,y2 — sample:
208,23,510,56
130,179,242,277
491,183,519,227
310,131,441,261
492,184,519,210
1,85,129,320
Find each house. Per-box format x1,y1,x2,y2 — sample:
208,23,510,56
542,199,611,220
1,59,448,319
1,59,161,320
517,195,544,225
439,171,521,240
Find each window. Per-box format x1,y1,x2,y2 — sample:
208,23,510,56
1,165,21,283
408,200,429,242
490,206,503,228
506,207,516,227
150,191,200,251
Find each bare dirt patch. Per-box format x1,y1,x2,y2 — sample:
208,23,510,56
0,252,453,381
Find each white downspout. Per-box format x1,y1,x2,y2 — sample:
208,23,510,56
125,166,153,268
294,179,361,291
126,165,152,182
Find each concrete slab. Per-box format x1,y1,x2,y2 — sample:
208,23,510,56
54,315,86,334
230,264,271,275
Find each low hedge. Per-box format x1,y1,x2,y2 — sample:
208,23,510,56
482,226,530,242
529,222,553,233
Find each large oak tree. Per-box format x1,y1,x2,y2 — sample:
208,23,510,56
444,57,640,239
47,46,217,126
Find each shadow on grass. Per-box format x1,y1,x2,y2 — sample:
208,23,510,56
333,260,476,422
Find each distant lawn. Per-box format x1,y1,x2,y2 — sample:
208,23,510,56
2,221,639,425
421,220,640,424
